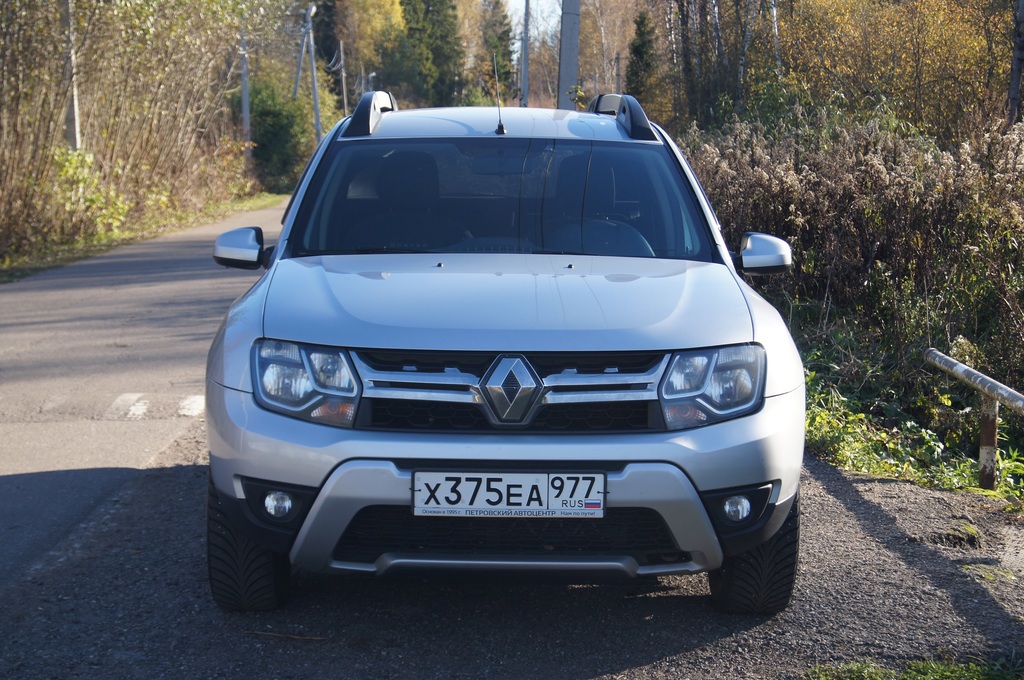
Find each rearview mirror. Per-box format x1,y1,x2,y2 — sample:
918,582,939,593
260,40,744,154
735,232,792,276
213,227,266,270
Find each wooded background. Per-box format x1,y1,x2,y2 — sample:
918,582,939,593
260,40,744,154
2,0,1024,484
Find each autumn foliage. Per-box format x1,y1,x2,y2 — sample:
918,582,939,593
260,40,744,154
3,1,1024,458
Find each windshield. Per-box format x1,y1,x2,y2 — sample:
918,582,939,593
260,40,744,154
288,137,714,261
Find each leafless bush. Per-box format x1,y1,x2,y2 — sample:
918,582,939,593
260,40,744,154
0,1,74,258
0,1,292,262
680,111,1024,397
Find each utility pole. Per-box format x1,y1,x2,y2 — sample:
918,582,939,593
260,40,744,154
60,0,81,150
292,5,322,140
520,0,529,107
293,30,308,98
556,0,580,110
240,27,252,168
305,5,322,140
339,40,349,117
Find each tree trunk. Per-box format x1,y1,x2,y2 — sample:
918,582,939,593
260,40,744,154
662,1,686,128
769,0,782,76
676,0,701,119
735,0,758,114
710,0,727,69
1009,0,1024,128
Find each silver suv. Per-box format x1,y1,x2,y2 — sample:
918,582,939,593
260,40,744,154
207,92,805,614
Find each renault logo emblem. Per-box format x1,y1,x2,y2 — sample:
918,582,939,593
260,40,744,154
483,356,540,423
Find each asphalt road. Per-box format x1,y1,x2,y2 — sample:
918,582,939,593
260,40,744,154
0,205,283,590
0,209,1021,678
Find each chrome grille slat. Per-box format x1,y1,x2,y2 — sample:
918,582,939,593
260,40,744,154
360,387,483,404
542,356,669,388
353,354,482,404
351,351,671,431
543,390,655,404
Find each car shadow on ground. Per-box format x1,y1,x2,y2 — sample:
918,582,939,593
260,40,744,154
276,568,767,677
0,461,771,679
218,459,1024,677
8,457,1021,678
803,456,1024,655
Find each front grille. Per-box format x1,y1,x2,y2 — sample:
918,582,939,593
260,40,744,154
532,401,657,431
527,352,667,376
351,350,671,433
362,399,659,432
332,505,685,565
366,399,489,431
358,350,495,375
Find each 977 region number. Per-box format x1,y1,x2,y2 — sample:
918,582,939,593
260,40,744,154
413,472,606,518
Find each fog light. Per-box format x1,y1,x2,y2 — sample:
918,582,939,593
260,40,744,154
264,491,293,519
723,495,752,522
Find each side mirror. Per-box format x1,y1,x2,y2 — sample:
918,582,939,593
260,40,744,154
213,227,266,270
735,232,792,276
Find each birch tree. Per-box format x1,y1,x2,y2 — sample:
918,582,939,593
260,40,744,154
1010,0,1024,127
734,0,759,113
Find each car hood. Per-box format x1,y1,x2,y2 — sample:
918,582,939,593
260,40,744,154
262,253,753,352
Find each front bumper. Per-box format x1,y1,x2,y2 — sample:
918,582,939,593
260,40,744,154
295,459,723,575
207,380,804,576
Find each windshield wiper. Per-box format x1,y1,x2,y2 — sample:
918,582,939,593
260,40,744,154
532,249,589,256
351,248,435,254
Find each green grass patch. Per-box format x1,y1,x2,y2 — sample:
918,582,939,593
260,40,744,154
797,306,1024,505
962,563,1018,583
805,366,1024,503
803,657,1024,679
0,192,287,284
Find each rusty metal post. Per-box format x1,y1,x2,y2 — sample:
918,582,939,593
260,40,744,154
924,348,1024,491
979,397,999,490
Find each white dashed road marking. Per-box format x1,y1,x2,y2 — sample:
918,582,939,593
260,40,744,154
126,400,150,421
104,393,145,420
177,395,205,417
101,393,204,421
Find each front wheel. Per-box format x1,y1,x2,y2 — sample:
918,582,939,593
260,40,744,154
707,492,800,615
206,476,290,611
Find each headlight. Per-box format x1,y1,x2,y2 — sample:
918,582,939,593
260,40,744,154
253,339,360,427
659,344,766,430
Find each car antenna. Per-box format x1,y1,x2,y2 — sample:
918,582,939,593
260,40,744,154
493,53,506,135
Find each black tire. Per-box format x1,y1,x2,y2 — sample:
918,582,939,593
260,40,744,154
206,476,290,612
707,492,800,615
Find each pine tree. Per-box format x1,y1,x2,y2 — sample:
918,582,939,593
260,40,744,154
625,11,659,107
425,0,464,106
477,0,515,102
381,0,463,106
400,0,438,102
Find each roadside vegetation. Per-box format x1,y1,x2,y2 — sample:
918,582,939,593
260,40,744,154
0,191,287,284
679,107,1024,505
3,2,1024,486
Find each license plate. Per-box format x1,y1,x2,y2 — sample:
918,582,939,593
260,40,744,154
413,472,606,518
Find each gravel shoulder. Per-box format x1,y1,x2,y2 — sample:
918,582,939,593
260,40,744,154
1,419,1021,679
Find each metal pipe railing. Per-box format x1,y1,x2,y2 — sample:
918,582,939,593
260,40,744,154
924,348,1024,489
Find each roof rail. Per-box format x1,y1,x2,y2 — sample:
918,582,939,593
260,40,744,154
586,94,658,142
342,91,398,137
